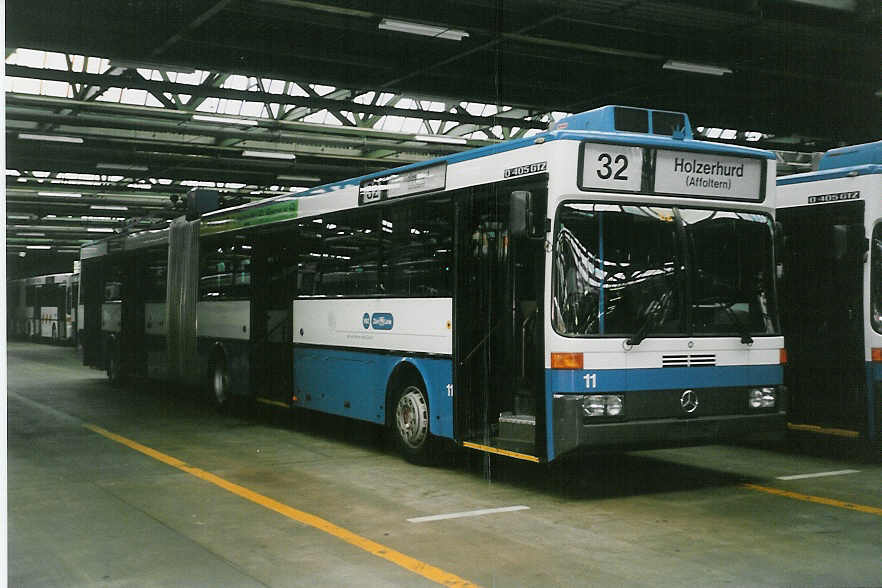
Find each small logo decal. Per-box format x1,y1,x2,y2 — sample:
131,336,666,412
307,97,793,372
371,313,394,330
680,389,699,414
362,313,370,329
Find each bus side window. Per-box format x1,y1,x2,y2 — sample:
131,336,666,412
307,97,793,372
384,197,454,297
199,237,252,300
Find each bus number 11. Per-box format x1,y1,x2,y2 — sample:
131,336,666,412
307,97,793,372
583,373,597,389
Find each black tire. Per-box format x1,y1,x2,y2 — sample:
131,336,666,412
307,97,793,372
210,351,232,412
393,381,434,464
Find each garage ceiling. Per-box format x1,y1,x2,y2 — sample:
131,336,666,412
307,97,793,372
6,0,880,273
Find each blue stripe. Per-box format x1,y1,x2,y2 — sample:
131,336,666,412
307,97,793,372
548,364,782,393
777,164,882,186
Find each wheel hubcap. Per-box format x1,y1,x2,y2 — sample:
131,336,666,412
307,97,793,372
396,386,428,449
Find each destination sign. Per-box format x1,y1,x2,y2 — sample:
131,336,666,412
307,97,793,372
654,150,764,201
359,163,447,205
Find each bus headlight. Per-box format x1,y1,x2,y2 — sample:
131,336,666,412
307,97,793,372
748,387,776,409
583,395,624,417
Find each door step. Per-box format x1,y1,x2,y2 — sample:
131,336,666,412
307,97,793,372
498,412,535,444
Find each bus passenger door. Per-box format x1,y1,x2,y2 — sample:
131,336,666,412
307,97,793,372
454,182,546,456
251,236,297,406
780,201,867,431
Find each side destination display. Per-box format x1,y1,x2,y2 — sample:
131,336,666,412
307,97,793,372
654,149,764,200
201,198,299,236
359,163,446,206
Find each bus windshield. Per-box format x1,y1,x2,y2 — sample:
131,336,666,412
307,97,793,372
552,203,778,338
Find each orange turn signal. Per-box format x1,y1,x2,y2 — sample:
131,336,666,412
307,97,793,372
551,352,583,370
779,348,788,365
872,348,882,363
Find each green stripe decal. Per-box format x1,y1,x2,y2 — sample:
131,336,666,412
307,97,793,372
200,198,300,236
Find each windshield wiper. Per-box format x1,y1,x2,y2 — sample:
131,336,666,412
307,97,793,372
627,301,663,347
721,304,754,345
700,297,754,344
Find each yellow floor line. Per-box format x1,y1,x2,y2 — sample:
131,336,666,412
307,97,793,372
740,483,882,517
462,441,540,463
84,423,479,588
786,422,860,438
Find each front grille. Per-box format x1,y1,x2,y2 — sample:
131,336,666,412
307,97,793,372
662,353,716,368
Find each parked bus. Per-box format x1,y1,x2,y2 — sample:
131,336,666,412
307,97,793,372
7,272,78,343
79,105,786,463
777,140,881,449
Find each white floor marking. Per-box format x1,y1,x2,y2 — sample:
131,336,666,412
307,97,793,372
407,505,530,523
776,469,860,480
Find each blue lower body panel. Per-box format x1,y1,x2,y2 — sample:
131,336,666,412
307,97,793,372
293,347,454,439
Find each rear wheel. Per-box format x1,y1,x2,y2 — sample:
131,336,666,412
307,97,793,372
394,382,433,463
211,351,232,411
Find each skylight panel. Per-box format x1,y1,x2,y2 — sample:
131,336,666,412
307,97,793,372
43,81,73,98
224,75,249,91
310,84,336,96
95,87,122,103
195,97,221,113
7,77,41,94
241,101,264,117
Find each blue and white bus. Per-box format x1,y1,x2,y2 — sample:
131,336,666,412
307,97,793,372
79,105,786,463
777,140,882,448
8,272,78,343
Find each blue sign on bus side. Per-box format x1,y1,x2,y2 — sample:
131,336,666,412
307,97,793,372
371,313,394,330
362,313,370,329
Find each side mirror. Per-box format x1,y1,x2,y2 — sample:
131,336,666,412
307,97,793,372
510,190,533,239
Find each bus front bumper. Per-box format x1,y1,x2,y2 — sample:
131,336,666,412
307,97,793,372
552,393,787,458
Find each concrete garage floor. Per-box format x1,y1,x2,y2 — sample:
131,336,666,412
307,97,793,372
7,342,882,587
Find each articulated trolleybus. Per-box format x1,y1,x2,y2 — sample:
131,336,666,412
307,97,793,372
8,272,79,343
80,105,786,463
777,140,882,448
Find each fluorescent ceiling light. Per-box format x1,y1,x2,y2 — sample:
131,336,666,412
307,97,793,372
7,214,35,220
192,114,259,126
378,18,469,41
786,0,855,10
127,183,152,189
277,174,321,182
96,163,149,172
26,245,52,250
110,59,196,74
88,227,115,233
415,134,468,145
17,232,46,237
243,150,296,160
38,191,82,198
90,205,129,211
663,60,732,76
18,133,84,144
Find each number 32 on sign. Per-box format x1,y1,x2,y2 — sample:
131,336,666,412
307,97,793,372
580,143,644,192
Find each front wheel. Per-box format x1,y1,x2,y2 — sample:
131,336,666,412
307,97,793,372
394,383,433,463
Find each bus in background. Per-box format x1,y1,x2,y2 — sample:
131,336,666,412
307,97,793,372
777,140,882,449
7,272,78,343
79,105,786,463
